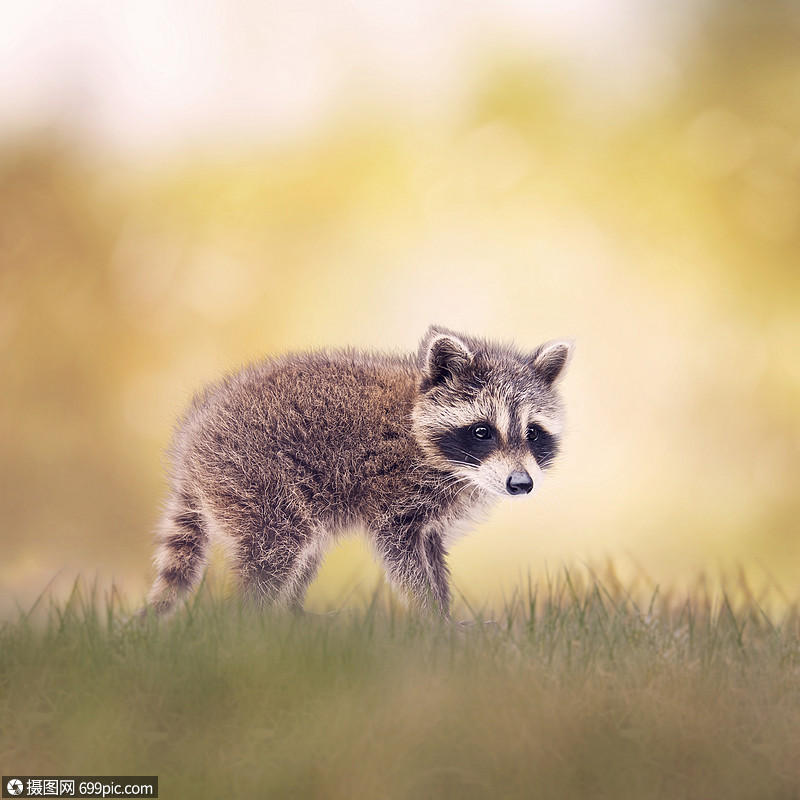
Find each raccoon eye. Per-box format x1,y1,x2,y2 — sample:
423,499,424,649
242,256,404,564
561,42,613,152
470,424,493,440
527,425,542,442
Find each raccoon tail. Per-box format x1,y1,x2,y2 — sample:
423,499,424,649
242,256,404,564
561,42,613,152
138,491,210,618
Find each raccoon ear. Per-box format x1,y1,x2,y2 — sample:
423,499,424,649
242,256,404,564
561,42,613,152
422,332,473,387
529,339,574,386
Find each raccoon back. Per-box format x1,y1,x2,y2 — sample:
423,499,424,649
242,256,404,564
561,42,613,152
169,349,426,525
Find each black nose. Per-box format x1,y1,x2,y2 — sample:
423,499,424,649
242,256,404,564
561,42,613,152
506,471,533,495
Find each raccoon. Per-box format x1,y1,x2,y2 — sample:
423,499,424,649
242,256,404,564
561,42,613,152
141,326,573,620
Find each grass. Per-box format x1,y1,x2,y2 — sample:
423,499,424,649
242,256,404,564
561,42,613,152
2,571,800,799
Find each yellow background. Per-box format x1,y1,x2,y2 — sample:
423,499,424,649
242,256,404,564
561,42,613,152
1,0,798,612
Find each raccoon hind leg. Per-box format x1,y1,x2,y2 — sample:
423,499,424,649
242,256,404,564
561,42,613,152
234,523,329,613
141,490,210,617
283,535,328,612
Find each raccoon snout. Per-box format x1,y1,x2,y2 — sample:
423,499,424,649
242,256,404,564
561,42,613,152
506,471,533,496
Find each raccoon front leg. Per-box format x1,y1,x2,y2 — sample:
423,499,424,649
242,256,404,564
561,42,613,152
374,526,452,619
141,491,210,617
422,533,451,618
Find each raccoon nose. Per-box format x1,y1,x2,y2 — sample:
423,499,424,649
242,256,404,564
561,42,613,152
506,471,533,496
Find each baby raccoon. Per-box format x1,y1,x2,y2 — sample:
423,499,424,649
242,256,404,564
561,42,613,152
142,326,573,620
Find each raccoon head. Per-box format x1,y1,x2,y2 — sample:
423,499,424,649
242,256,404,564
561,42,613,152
412,325,573,498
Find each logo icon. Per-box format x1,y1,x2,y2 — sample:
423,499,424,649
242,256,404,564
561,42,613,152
6,779,24,796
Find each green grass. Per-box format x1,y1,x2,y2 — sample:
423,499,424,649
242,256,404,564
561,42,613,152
2,572,800,800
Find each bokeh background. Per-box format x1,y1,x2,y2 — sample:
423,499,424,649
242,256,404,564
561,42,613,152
2,0,799,614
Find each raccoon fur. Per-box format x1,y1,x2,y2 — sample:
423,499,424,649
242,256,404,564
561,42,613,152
142,325,573,620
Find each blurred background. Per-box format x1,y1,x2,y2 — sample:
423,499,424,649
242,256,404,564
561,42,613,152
1,0,799,613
